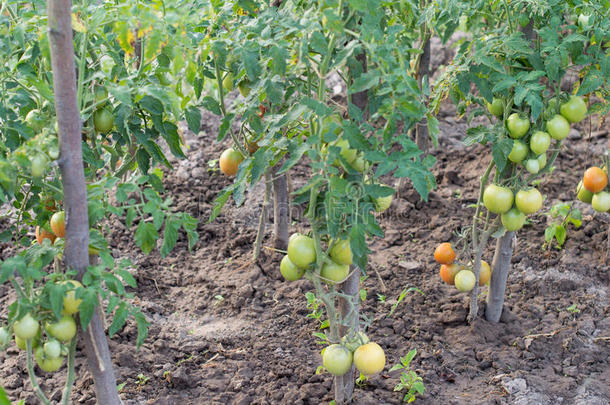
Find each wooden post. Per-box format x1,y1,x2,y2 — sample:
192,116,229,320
47,1,121,403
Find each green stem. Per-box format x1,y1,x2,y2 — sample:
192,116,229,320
76,31,88,112
60,338,77,405
26,340,52,405
502,0,514,33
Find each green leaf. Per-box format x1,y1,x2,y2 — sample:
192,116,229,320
48,283,64,320
160,219,180,258
135,222,159,254
116,269,137,289
0,384,11,405
201,96,222,115
79,289,99,330
555,225,567,247
185,106,201,133
134,311,149,348
350,71,380,93
492,137,513,172
109,302,129,337
544,224,556,243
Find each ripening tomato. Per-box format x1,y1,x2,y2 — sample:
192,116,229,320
576,181,593,203
483,184,514,214
434,242,456,265
25,109,46,133
61,280,83,315
508,140,528,163
454,270,476,292
530,131,551,155
501,207,526,231
45,315,77,342
50,211,66,238
546,114,570,140
14,313,40,340
506,113,530,139
353,342,385,376
515,188,543,215
329,239,352,266
36,226,56,245
280,255,304,281
34,347,64,373
43,340,62,358
591,191,610,212
322,344,353,376
320,261,349,284
350,155,366,172
439,263,463,285
287,234,316,269
560,96,587,123
583,167,608,193
478,260,491,285
219,148,244,177
94,86,108,107
331,139,357,164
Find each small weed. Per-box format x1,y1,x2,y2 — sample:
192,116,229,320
543,202,582,250
390,349,425,403
566,304,580,314
136,374,150,386
389,286,424,317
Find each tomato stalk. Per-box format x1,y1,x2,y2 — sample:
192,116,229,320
25,340,52,405
60,338,77,405
253,169,272,260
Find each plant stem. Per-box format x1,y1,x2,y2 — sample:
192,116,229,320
253,169,272,260
60,337,77,405
26,340,52,405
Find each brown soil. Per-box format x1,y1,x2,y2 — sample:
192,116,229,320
1,101,609,405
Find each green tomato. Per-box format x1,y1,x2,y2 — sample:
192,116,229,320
31,154,48,178
578,14,591,30
537,153,547,169
350,155,366,172
329,239,352,266
14,313,39,340
34,347,64,373
525,159,540,174
45,315,77,342
222,73,234,92
279,255,304,281
486,98,503,117
321,115,342,140
560,96,587,123
341,331,369,352
333,139,357,164
546,114,570,140
454,270,476,292
518,14,530,28
501,208,526,231
591,191,610,212
530,131,551,155
287,234,316,269
483,184,514,214
515,188,543,214
506,113,530,139
374,194,393,213
322,344,353,376
320,261,349,284
238,80,251,97
353,342,385,376
25,109,46,133
43,340,62,358
508,140,528,163
100,55,115,74
94,108,114,133
577,181,593,203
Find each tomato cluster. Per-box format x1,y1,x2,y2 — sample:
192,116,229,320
483,185,544,232
36,210,66,246
434,243,490,292
0,280,83,373
577,166,610,212
322,332,386,377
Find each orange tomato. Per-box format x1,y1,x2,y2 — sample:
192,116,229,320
434,242,456,265
50,211,66,238
219,148,244,177
440,263,463,285
583,167,608,193
478,260,491,285
36,226,56,245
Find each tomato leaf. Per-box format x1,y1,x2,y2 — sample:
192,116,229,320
109,302,129,337
185,106,201,133
160,218,180,258
134,311,149,348
135,222,159,254
492,137,513,172
78,289,99,330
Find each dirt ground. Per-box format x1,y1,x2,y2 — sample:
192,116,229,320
1,95,609,405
